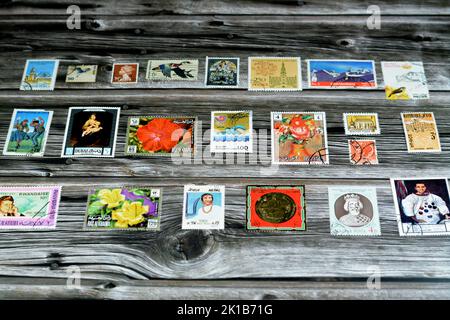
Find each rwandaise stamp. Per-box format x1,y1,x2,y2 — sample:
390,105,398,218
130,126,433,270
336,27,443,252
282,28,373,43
328,186,381,236
20,59,59,91
0,186,61,229
248,57,302,91
182,185,225,230
343,113,380,135
210,111,252,153
205,57,239,87
66,65,98,83
348,139,378,165
401,112,441,153
111,63,139,84
146,59,199,81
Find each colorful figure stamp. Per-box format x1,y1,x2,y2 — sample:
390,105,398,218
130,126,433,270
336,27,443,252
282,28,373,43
125,116,197,157
182,185,225,230
0,186,61,229
248,57,302,91
391,178,450,236
66,65,98,83
246,186,306,231
210,111,252,153
111,63,139,84
271,112,329,165
146,59,199,81
205,57,239,87
3,109,53,157
307,59,377,89
348,139,378,165
61,107,120,158
328,186,381,236
84,187,162,230
401,112,441,153
381,61,429,100
20,59,59,91
343,113,380,135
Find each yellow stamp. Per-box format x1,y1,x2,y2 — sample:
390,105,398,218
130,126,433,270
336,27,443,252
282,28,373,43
248,57,301,91
401,112,441,152
343,113,380,135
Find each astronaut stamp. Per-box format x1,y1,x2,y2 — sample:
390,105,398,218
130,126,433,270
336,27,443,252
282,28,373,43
328,186,381,236
401,112,441,153
0,185,61,229
343,113,380,135
210,111,252,153
246,185,306,231
248,57,302,91
391,178,450,236
61,107,120,158
66,65,98,83
381,61,429,100
111,63,139,84
205,57,239,87
271,112,329,165
20,59,59,91
182,185,225,230
348,139,378,165
146,59,199,81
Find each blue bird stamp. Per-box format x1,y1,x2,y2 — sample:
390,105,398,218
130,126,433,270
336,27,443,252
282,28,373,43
146,59,198,81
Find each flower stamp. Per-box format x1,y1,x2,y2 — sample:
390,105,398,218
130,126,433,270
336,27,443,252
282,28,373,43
0,186,61,229
343,113,380,135
66,65,98,83
248,57,302,91
205,57,239,87
61,107,120,158
3,109,53,157
125,116,197,157
84,187,162,230
401,112,441,152
111,63,139,84
328,186,381,236
348,139,378,165
271,112,329,165
182,185,225,230
20,59,59,91
146,59,198,81
391,178,450,236
210,111,252,153
246,186,306,231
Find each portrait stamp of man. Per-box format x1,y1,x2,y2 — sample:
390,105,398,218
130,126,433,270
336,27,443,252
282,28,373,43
66,64,98,83
401,112,441,152
348,139,378,165
344,113,380,135
111,63,139,84
205,57,239,87
211,111,252,153
20,59,59,91
248,57,302,91
146,59,199,81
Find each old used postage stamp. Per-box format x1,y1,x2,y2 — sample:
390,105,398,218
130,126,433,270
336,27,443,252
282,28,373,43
84,187,162,231
401,112,441,153
0,186,61,229
61,107,120,158
210,111,252,153
20,59,59,91
248,57,302,91
205,57,239,87
182,185,225,230
3,109,53,157
66,65,98,83
391,178,450,236
271,112,329,165
343,113,380,135
146,59,199,81
125,115,197,157
111,63,139,84
246,186,306,231
328,186,381,236
348,139,378,165
381,61,429,100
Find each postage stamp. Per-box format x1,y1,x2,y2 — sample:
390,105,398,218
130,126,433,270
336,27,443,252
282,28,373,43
248,57,302,91
401,112,441,153
381,61,429,100
271,112,329,165
205,57,239,87
61,107,120,158
391,178,450,236
328,186,381,236
20,59,59,91
66,65,98,83
111,63,139,84
246,186,306,231
348,139,378,165
0,186,61,229
84,187,162,231
146,59,199,81
125,115,197,157
182,185,225,230
3,109,53,157
307,59,377,89
343,113,380,135
210,111,252,153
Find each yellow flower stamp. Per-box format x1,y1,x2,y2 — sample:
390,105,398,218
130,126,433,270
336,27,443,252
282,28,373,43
248,57,302,91
401,112,441,152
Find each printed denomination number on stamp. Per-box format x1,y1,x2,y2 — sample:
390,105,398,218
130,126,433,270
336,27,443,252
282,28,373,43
211,111,252,153
401,112,441,152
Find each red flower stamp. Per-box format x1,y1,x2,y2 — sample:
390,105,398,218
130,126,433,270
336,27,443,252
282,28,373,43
348,139,379,165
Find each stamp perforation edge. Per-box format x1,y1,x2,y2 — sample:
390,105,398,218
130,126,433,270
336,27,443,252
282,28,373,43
204,57,240,88
400,112,442,153
343,112,381,135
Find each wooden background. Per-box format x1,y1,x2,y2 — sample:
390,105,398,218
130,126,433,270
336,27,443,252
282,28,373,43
0,0,449,299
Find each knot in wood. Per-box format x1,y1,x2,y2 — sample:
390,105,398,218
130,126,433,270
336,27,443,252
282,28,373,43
336,38,354,48
166,230,215,262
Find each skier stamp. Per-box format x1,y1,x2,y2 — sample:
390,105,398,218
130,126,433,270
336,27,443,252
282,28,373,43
146,59,199,81
210,111,252,153
401,112,441,153
248,57,302,91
